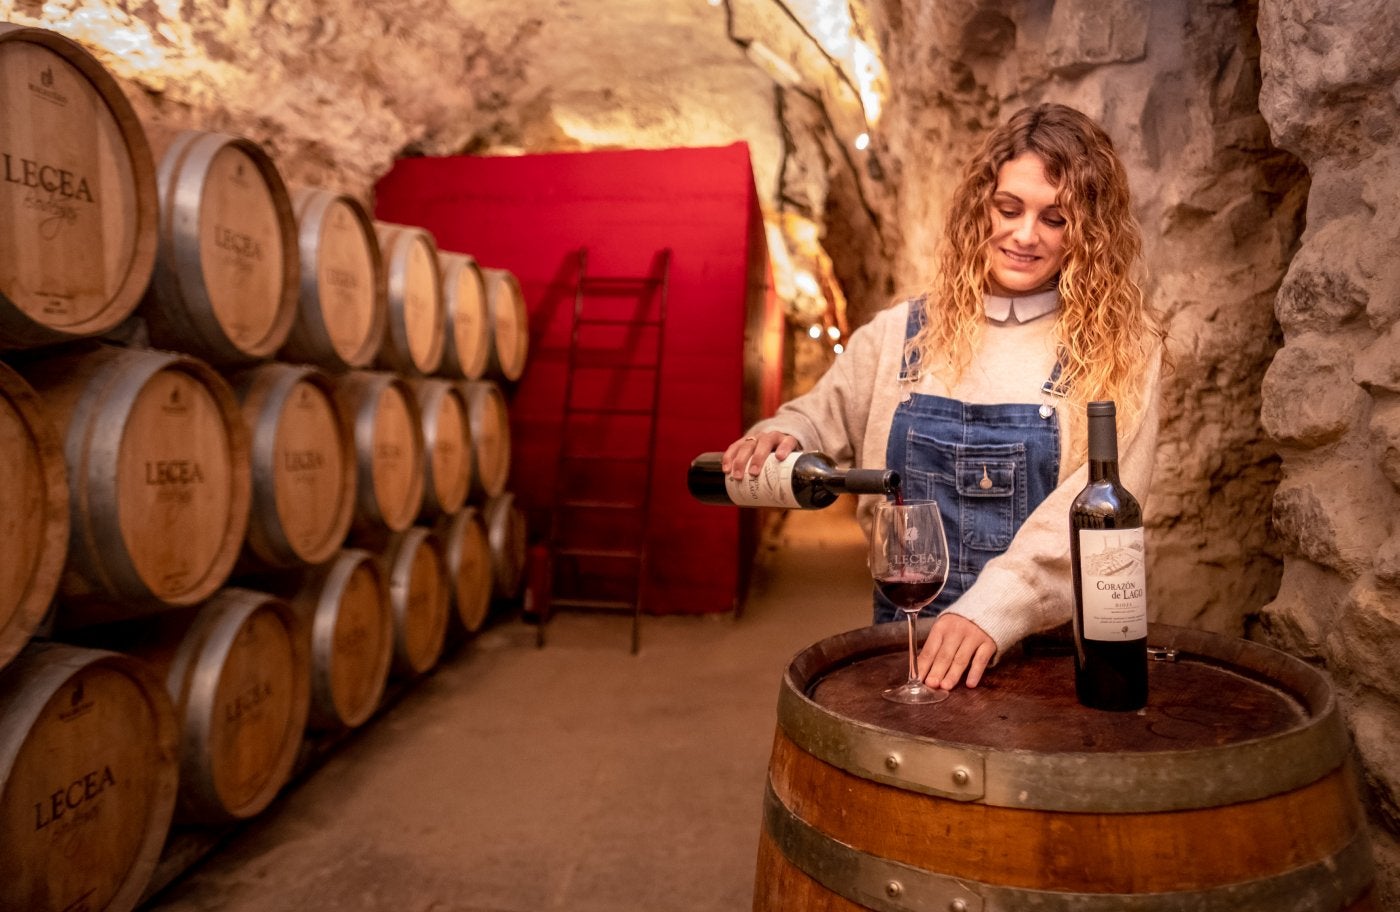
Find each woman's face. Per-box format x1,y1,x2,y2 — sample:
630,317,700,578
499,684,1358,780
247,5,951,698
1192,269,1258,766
986,153,1067,297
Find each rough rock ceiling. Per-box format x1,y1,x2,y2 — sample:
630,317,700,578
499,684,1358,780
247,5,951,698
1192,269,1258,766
11,0,884,332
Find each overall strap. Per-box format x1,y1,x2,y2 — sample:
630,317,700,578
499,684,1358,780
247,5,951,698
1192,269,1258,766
900,298,1067,401
897,299,925,383
1039,355,1068,419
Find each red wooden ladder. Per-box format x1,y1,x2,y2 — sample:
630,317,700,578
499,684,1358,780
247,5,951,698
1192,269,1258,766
539,247,671,653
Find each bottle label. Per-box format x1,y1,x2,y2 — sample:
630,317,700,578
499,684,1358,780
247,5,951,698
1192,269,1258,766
1078,527,1147,640
724,452,800,508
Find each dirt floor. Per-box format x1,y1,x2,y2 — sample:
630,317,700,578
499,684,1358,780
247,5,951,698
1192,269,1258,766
140,504,872,912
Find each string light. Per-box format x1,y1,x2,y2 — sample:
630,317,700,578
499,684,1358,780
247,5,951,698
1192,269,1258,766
808,324,823,339
833,343,845,355
854,132,870,151
827,325,841,340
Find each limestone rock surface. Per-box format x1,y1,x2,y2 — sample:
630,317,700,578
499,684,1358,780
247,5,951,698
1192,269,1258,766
1258,0,1400,897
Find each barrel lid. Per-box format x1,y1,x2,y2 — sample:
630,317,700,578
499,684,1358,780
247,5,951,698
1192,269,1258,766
0,25,158,344
285,187,386,370
777,622,1349,812
439,252,490,379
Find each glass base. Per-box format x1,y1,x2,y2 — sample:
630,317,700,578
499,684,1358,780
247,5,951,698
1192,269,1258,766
881,680,950,704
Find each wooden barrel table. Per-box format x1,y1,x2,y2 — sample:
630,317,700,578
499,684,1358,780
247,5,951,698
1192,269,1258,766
0,642,179,912
0,24,159,348
144,130,298,364
755,622,1376,911
438,251,491,380
281,186,386,371
0,361,68,671
479,266,529,383
231,362,355,570
122,588,310,823
374,222,445,377
19,344,252,621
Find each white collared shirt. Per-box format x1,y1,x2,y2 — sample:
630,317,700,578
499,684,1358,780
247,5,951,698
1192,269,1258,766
984,288,1059,324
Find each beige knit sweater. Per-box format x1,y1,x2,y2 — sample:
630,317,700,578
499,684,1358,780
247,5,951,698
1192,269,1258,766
748,299,1162,656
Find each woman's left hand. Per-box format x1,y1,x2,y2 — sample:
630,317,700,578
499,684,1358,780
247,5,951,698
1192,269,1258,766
916,613,997,689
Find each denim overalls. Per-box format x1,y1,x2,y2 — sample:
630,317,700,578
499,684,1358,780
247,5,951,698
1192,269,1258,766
872,306,1062,624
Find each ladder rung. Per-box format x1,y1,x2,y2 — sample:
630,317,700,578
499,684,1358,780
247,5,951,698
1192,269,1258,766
556,547,642,560
548,597,637,612
569,359,660,370
575,317,664,327
565,406,655,416
559,454,650,463
580,276,662,287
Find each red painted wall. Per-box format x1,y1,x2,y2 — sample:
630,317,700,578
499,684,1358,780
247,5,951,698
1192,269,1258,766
374,143,781,615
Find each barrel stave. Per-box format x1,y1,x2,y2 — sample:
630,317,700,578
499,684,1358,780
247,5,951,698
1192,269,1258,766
479,266,528,383
282,187,386,371
113,589,311,823
434,507,493,634
289,549,393,731
334,370,426,537
407,376,472,520
482,491,526,601
0,361,69,670
231,362,356,570
437,251,490,380
462,379,511,502
374,222,445,377
380,527,450,677
17,344,252,621
143,131,299,365
0,642,179,912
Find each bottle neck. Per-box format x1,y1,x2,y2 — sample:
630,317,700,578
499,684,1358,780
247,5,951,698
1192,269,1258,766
826,468,900,495
1087,413,1120,482
1087,457,1121,483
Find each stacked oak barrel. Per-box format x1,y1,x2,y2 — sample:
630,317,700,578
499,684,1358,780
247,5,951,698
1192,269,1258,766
0,23,530,912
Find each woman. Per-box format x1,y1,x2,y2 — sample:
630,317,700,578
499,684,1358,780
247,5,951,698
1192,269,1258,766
724,103,1164,692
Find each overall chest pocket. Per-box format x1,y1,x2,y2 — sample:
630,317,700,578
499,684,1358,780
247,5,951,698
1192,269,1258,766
954,444,1028,552
898,424,1031,554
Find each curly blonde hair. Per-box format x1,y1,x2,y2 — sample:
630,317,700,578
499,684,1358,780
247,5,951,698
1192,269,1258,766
909,103,1162,430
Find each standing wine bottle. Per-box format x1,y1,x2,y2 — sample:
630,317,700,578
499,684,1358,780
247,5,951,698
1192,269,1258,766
687,451,899,509
1069,400,1148,711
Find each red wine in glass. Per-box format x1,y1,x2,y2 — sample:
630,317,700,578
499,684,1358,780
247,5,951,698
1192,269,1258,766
878,578,944,612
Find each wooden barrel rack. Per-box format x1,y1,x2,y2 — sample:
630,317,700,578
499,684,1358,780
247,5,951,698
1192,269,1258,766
0,26,533,906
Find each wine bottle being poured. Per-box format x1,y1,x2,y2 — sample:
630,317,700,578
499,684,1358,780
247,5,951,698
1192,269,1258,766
687,451,900,509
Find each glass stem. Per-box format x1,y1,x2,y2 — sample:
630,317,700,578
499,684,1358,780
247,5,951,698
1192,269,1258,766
905,611,919,686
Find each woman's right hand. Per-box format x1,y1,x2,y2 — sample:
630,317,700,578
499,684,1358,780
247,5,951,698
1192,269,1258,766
722,431,800,479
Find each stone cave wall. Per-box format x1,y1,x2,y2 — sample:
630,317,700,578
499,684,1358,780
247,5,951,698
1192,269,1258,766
4,0,782,208
1253,0,1400,896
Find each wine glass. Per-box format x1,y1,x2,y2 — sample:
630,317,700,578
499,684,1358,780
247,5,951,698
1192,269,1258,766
870,499,951,704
